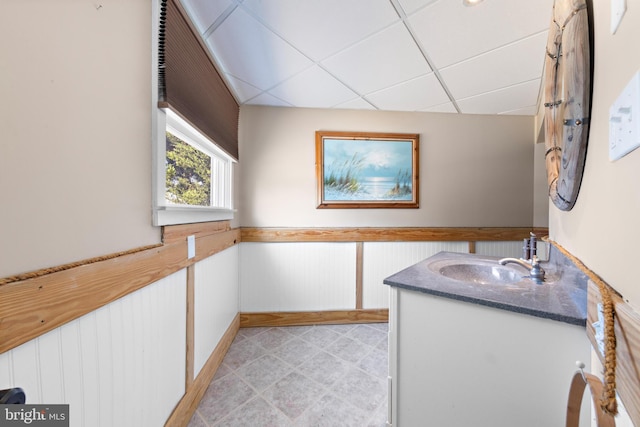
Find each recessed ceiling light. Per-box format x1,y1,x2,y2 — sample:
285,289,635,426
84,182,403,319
463,0,485,6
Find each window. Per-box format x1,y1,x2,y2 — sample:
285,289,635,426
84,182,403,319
152,0,238,226
153,109,235,226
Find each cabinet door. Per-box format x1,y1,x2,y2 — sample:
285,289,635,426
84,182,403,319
393,289,590,427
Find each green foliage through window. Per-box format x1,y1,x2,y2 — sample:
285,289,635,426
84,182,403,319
165,132,211,206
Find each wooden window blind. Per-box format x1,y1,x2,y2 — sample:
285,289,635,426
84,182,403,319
158,0,239,160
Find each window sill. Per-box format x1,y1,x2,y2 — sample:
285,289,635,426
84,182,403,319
153,205,235,226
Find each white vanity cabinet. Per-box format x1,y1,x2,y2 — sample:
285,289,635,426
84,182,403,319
387,286,591,427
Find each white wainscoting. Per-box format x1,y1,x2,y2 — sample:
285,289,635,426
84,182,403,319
194,245,239,376
475,241,524,258
0,269,187,427
362,241,469,309
238,241,529,312
475,240,548,260
239,242,356,312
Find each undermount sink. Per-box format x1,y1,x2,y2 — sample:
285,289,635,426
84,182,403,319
437,263,522,285
424,255,528,286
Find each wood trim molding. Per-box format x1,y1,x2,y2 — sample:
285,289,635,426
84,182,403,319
195,229,240,262
0,242,187,354
163,221,232,244
355,242,363,310
241,227,548,243
587,281,640,425
165,313,240,427
239,309,388,328
0,227,240,354
185,265,195,389
1,225,545,354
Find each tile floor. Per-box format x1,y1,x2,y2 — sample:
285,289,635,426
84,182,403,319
187,323,389,427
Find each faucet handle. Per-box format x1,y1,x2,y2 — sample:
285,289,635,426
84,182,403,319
529,255,545,284
529,232,537,258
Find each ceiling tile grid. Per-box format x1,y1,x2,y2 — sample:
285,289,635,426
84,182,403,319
242,0,400,61
366,73,451,111
320,22,432,95
438,31,549,100
180,0,555,115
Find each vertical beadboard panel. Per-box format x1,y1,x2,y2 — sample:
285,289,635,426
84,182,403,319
9,338,40,403
0,348,12,395
94,305,113,427
37,329,65,404
139,269,187,427
239,242,356,312
116,285,142,427
0,269,187,427
78,312,100,426
475,241,524,258
141,270,187,426
362,242,468,309
194,245,239,377
59,319,85,424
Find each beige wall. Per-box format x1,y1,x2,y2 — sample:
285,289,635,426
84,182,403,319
0,1,160,278
238,106,535,228
549,2,640,309
533,142,550,227
0,1,545,278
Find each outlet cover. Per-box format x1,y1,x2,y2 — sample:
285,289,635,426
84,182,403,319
611,0,626,34
187,235,195,259
609,71,640,161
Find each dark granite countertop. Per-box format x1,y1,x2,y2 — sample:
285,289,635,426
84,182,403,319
383,249,588,326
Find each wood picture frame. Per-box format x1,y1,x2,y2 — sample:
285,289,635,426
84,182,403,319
315,131,419,209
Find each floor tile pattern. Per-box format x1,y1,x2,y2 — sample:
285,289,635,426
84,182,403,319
188,323,389,427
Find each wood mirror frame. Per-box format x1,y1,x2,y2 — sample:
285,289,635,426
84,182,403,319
543,0,593,211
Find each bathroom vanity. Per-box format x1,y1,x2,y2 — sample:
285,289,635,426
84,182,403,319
384,250,591,427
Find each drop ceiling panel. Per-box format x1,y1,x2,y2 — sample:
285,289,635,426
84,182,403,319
178,0,555,116
397,0,439,16
439,31,547,100
181,0,234,34
366,73,451,111
502,105,539,116
334,97,377,110
242,0,399,61
224,75,262,103
205,7,312,90
246,92,293,107
408,0,553,68
457,80,541,115
268,66,359,108
321,22,432,95
421,102,458,113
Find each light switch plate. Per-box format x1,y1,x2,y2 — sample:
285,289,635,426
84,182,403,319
187,235,196,259
611,0,626,34
609,71,640,161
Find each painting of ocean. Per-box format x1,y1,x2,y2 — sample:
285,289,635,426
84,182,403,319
322,138,414,202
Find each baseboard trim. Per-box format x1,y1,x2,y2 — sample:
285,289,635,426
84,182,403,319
165,313,240,427
239,309,389,328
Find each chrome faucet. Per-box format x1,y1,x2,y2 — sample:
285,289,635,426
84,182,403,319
522,232,538,260
499,256,545,284
529,232,537,259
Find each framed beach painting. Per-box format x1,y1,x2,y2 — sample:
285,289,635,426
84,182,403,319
315,131,419,209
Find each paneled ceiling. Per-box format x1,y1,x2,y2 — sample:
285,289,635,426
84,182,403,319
180,0,554,115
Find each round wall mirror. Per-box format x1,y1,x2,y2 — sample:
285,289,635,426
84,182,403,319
543,0,593,211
